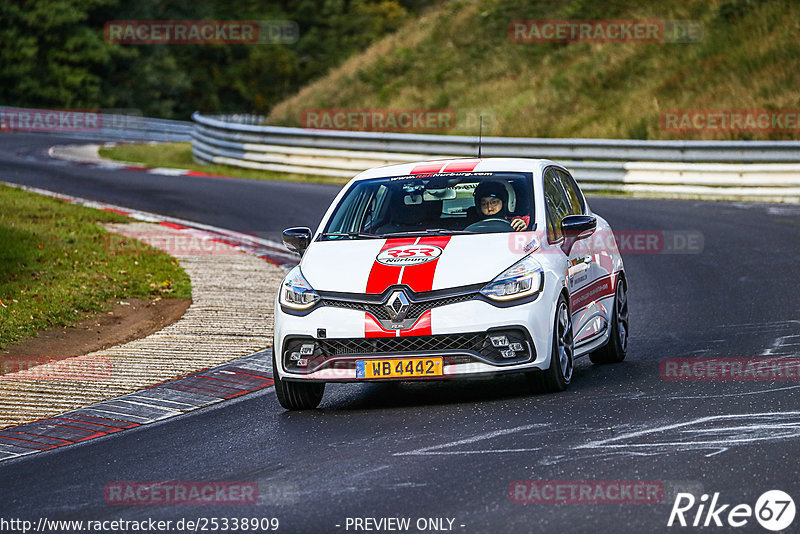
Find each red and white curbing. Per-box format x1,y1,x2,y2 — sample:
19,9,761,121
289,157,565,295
1,181,298,268
48,142,238,180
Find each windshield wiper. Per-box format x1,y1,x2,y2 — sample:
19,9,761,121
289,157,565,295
380,228,475,237
320,232,383,239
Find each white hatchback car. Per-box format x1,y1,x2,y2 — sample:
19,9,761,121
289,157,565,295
273,158,628,409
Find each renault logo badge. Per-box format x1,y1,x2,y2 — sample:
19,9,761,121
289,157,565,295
384,290,410,322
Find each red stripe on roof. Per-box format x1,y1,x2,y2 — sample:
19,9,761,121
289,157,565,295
410,162,445,175
441,159,480,172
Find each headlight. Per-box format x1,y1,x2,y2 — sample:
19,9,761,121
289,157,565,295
480,256,544,301
279,266,320,310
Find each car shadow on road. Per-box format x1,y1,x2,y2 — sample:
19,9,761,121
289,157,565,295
311,358,637,411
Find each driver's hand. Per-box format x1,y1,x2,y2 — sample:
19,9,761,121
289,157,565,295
510,217,527,231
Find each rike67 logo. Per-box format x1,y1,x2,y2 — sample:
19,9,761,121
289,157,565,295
668,490,795,531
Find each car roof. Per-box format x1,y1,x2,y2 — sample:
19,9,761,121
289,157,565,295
351,157,560,181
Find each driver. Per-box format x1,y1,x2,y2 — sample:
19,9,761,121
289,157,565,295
473,181,529,231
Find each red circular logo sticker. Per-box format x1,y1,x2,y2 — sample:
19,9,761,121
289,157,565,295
376,245,443,266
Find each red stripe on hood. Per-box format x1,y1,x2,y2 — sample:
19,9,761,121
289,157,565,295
365,238,417,294
398,236,451,292
364,235,450,338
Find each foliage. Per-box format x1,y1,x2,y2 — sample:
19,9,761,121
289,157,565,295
0,0,425,118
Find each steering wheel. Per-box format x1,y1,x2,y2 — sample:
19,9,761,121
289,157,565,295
464,217,513,233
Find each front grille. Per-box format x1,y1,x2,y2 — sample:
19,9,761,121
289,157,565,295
321,293,477,320
320,333,484,355
282,329,534,375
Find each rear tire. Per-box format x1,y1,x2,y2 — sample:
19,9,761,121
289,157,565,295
527,294,573,393
272,349,325,410
589,277,628,364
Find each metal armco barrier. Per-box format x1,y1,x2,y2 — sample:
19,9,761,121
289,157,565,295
188,112,796,202
0,107,192,142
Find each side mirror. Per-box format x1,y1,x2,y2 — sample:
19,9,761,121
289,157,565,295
283,227,312,256
560,215,596,254
562,215,596,238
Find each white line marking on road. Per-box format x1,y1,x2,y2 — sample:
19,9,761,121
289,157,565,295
575,411,800,454
393,423,546,456
667,384,800,399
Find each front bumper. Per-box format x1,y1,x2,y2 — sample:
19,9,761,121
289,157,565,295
274,293,557,382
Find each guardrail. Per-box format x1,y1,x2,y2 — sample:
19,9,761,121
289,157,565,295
190,112,800,202
0,107,192,142
90,114,193,142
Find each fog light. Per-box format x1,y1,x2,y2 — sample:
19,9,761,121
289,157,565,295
500,349,516,359
509,342,524,352
300,343,315,356
490,335,509,347
289,352,301,361
296,358,308,367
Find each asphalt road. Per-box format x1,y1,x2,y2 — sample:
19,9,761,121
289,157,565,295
1,133,799,534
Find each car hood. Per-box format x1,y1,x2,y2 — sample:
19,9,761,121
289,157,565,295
300,233,539,294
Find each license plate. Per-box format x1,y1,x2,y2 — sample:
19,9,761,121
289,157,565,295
356,358,443,379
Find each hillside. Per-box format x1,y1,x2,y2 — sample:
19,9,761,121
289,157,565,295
267,0,800,140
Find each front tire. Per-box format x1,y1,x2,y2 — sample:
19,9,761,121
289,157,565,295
589,277,628,364
527,294,573,393
272,349,325,410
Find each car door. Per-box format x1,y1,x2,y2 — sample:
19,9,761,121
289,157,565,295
544,167,588,329
544,168,600,335
552,167,615,346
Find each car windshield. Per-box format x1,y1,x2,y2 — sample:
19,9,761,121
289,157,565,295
320,171,534,239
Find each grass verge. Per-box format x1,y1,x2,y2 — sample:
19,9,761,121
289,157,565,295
98,142,350,185
0,184,191,349
267,0,800,141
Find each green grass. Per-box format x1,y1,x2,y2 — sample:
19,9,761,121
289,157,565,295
267,0,800,141
99,143,349,185
0,184,191,349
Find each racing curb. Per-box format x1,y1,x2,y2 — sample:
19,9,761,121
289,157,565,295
0,183,295,462
48,142,240,181
0,350,274,462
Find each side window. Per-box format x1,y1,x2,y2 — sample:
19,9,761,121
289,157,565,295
554,169,584,215
544,169,570,242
